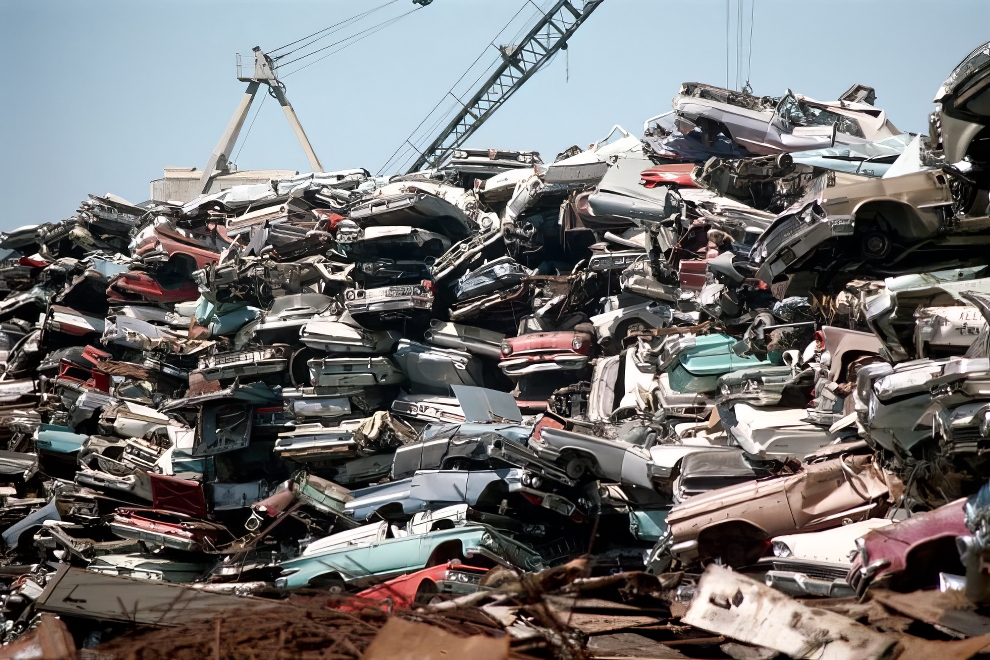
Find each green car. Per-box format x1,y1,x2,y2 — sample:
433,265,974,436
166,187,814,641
274,505,543,590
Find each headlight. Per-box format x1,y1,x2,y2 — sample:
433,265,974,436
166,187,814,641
345,290,355,300
867,392,879,423
857,375,872,404
480,532,494,546
771,541,792,558
500,342,512,356
874,368,937,400
530,475,542,489
453,150,467,159
572,336,586,350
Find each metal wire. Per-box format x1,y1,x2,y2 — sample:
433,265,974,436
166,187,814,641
267,1,398,58
232,93,267,165
736,0,742,90
746,0,756,88
278,6,422,70
378,0,534,174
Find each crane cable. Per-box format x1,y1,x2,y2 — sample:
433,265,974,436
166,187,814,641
267,1,398,60
725,0,757,92
385,2,564,174
725,0,731,89
277,5,424,71
232,94,267,166
737,0,744,90
744,0,756,92
233,1,413,161
378,0,534,174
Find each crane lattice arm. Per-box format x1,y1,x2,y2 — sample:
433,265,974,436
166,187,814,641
406,0,603,174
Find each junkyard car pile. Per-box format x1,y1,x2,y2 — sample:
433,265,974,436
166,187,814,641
5,43,990,660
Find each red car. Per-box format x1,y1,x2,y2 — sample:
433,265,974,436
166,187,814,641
640,163,697,189
19,255,49,268
56,345,112,391
847,498,969,597
499,331,593,377
109,508,232,552
532,414,565,441
44,305,106,337
339,561,488,609
678,259,709,292
149,473,208,518
107,271,200,304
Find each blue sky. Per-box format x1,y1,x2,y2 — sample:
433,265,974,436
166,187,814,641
1,0,987,230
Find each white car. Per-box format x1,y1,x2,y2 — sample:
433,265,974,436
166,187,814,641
673,82,900,155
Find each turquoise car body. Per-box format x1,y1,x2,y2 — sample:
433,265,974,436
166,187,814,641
275,522,543,589
36,425,88,453
629,509,669,542
667,334,771,393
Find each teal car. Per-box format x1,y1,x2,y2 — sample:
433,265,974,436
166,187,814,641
629,509,669,543
274,506,543,590
35,425,88,453
663,334,772,394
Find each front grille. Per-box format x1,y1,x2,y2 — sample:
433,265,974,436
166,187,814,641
951,425,984,445
770,560,848,581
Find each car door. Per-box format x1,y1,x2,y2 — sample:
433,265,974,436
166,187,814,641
412,470,473,509
350,526,408,581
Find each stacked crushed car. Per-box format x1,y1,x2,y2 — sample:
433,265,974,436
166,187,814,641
4,41,990,659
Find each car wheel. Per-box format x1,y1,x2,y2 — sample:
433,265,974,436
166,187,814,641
414,579,439,606
564,457,587,479
311,575,346,594
861,231,891,260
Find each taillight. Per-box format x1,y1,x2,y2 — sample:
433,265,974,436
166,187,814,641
520,492,542,506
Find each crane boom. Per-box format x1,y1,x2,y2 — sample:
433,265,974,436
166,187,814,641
406,0,604,174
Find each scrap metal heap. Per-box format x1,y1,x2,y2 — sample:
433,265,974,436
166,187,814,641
4,42,990,660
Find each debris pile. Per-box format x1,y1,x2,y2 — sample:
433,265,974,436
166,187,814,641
2,40,990,660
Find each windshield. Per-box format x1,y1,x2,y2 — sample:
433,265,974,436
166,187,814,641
777,95,864,137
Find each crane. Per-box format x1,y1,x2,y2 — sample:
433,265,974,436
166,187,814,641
198,47,324,195
403,0,604,174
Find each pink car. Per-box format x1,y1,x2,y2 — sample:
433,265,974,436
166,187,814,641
134,223,230,273
498,331,593,377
